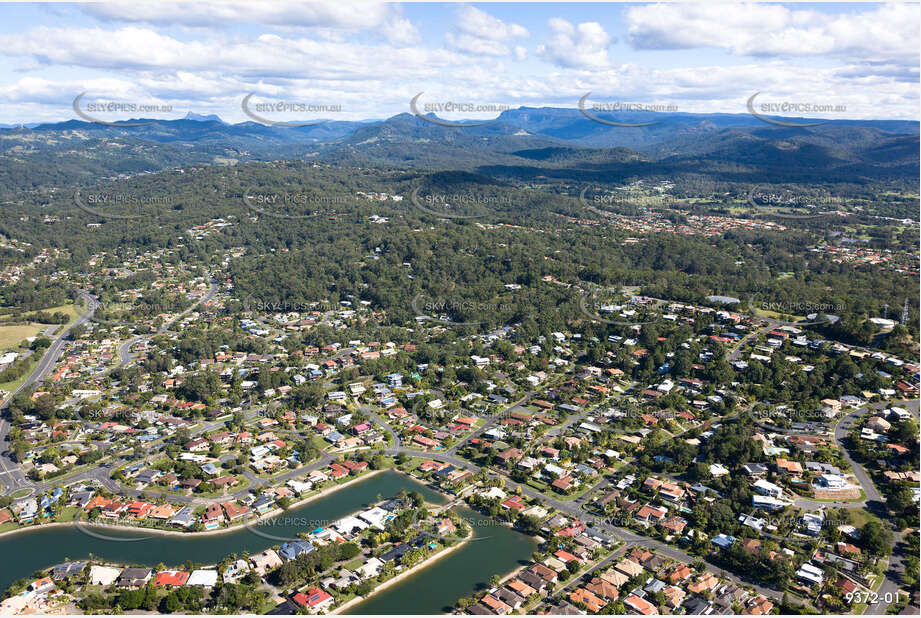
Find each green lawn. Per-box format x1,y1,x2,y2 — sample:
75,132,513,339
0,521,21,533
842,506,882,528
55,506,82,522
0,354,40,395
344,558,364,570
526,478,549,492
25,303,82,326
0,302,82,350
0,323,47,350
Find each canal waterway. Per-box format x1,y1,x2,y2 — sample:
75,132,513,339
0,470,538,614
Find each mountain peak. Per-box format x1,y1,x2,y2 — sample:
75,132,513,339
184,112,224,123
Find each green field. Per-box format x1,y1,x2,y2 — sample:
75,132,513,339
0,302,81,351
0,354,39,397
0,323,47,350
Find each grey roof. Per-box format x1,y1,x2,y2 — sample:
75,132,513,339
136,469,161,482
684,597,713,614
518,570,545,590
380,543,412,562
548,601,583,615
743,463,769,474
494,587,524,606
583,526,613,544
644,578,666,593
279,540,314,561
51,561,87,580
467,603,493,615
118,567,152,586
379,498,405,512
253,495,275,509
69,490,94,507
170,506,194,525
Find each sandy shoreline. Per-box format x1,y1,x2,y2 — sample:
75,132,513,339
0,469,385,541
330,528,473,615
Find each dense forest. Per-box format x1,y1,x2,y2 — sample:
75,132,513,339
1,159,918,350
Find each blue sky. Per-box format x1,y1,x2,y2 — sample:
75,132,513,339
0,2,917,124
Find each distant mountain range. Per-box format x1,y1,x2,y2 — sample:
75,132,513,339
183,112,225,123
1,106,917,190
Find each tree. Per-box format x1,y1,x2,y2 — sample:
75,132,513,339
860,520,892,557
339,543,361,560
30,337,52,351
161,592,181,613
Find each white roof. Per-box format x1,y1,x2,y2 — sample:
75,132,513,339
286,479,312,494
88,565,121,586
753,478,783,493
358,506,390,529
187,570,219,587
333,515,368,534
752,495,785,508
796,562,824,584
0,352,18,364
357,557,384,579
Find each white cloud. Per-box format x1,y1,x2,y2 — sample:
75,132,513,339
537,18,611,70
0,5,916,123
1,56,918,123
445,32,510,57
626,3,919,65
382,16,421,46
445,6,527,58
454,6,528,41
0,26,460,81
83,1,391,31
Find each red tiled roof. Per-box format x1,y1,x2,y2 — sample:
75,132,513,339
155,571,189,586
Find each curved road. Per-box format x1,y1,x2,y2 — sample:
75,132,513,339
1,280,218,495
0,291,97,494
110,277,219,373
837,399,918,615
